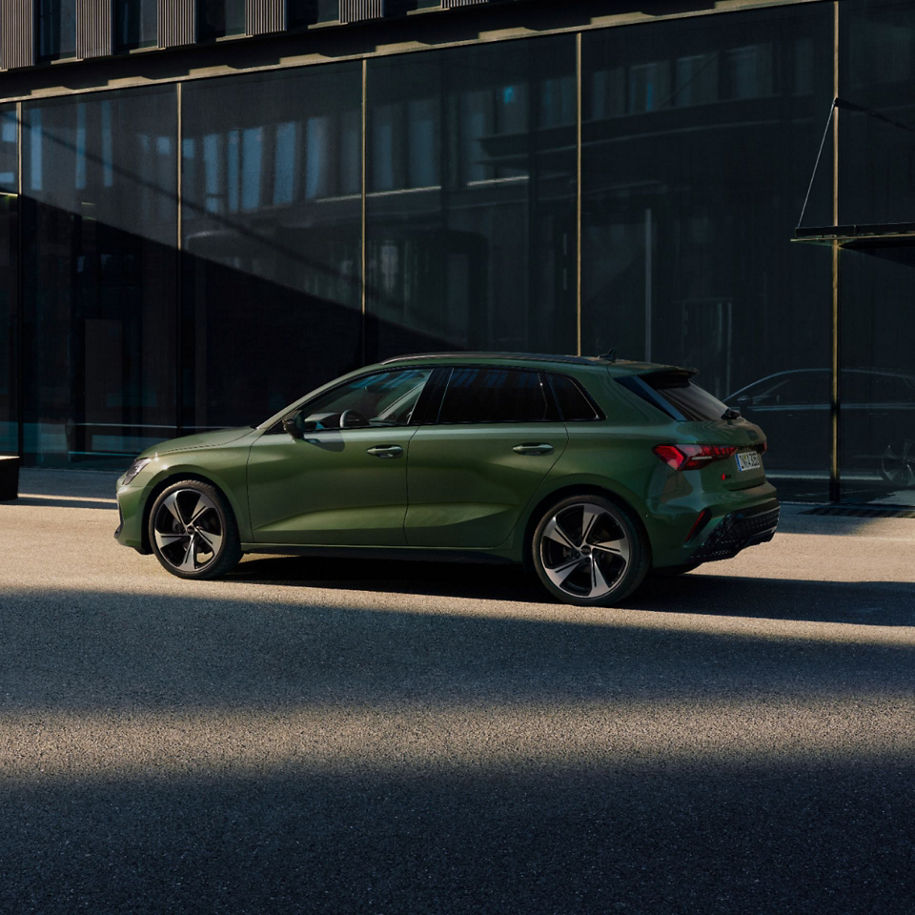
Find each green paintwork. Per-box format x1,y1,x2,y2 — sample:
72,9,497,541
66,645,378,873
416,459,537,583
404,423,568,548
115,353,778,572
246,427,417,545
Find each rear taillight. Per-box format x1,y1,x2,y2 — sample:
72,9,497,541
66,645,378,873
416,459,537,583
653,444,738,471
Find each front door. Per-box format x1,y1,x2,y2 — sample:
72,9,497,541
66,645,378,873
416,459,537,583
246,367,432,546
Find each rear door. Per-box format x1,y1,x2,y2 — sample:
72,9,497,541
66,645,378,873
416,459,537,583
405,366,568,548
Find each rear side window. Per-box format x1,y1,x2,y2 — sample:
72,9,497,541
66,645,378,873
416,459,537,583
548,374,602,421
436,368,557,423
621,371,728,421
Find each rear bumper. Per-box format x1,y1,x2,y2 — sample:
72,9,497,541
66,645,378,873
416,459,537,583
690,500,780,563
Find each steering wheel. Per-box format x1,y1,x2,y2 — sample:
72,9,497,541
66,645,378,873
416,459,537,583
339,409,369,429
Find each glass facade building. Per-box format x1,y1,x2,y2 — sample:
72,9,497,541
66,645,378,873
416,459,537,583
1,0,913,506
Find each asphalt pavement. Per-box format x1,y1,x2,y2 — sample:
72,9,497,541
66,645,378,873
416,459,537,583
1,469,913,914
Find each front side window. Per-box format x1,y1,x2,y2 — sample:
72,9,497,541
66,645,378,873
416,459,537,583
436,368,556,424
298,368,433,429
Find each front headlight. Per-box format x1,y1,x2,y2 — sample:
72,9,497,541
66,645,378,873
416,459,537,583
121,457,152,486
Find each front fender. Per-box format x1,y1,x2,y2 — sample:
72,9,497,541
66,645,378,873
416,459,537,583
118,446,255,550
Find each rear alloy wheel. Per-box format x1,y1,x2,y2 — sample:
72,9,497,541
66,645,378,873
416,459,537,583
532,495,648,606
149,480,241,580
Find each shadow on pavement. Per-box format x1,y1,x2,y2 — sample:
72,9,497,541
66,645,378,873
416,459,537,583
0,586,912,913
3,759,912,914
230,554,915,628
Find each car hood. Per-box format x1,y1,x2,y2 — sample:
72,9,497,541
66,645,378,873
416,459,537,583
145,426,254,457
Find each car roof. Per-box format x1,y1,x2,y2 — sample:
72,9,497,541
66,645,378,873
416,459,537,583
378,351,682,375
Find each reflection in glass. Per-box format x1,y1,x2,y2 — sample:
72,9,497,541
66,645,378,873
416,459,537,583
288,0,339,28
197,0,245,41
21,89,178,467
836,0,915,501
581,7,833,499
37,0,76,61
0,110,16,193
181,65,363,430
0,105,17,453
366,38,577,359
115,0,158,50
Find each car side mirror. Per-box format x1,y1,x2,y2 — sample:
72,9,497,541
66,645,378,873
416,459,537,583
282,413,318,440
283,415,303,439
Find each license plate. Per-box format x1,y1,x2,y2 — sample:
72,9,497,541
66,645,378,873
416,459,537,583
736,450,762,472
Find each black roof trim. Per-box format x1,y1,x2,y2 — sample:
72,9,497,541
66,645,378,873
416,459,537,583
379,351,603,367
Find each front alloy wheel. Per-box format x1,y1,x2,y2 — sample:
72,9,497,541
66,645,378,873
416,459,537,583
149,480,241,579
532,495,648,606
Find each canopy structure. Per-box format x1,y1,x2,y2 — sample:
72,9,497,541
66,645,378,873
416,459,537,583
793,97,915,248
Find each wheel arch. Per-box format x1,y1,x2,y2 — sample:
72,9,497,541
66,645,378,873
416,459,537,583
139,472,240,554
521,483,652,571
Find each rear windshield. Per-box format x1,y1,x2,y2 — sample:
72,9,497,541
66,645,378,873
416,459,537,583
621,371,729,421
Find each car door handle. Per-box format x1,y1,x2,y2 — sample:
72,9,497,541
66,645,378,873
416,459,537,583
513,443,554,456
366,444,404,458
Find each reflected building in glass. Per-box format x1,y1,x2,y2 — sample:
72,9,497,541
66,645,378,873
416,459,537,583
0,0,913,506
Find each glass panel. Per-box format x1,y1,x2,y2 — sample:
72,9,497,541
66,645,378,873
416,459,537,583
0,108,17,453
837,0,915,505
437,368,555,424
198,0,246,41
21,88,178,467
582,6,834,500
300,368,433,427
0,110,17,193
548,374,601,422
181,64,362,430
288,0,339,28
36,0,76,61
115,0,158,51
642,372,730,423
365,37,577,360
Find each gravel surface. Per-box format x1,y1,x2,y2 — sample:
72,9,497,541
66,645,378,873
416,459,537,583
1,469,913,913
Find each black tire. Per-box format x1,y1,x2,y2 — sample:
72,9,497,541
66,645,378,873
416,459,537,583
531,494,649,606
148,480,242,580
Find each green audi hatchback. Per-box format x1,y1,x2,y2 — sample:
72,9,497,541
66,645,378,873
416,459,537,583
115,353,779,606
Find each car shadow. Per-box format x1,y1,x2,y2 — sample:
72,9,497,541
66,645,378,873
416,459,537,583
11,495,119,511
632,572,915,627
230,555,915,628
231,554,545,603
